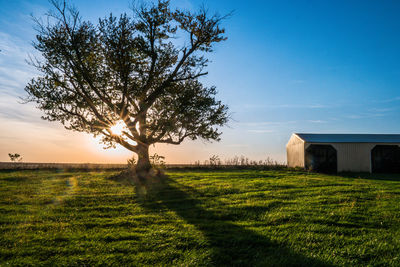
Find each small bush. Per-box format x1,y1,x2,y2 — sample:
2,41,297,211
8,153,22,162
150,153,166,169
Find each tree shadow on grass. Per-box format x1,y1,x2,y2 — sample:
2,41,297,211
339,172,400,182
134,174,331,267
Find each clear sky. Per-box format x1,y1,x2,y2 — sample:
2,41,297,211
1,0,400,164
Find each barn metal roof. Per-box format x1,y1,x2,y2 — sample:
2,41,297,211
295,133,400,143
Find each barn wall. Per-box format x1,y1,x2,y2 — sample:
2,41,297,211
304,143,400,173
286,134,305,168
331,143,375,172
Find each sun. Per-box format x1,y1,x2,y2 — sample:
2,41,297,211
110,120,126,136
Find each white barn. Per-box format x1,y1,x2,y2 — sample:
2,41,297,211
286,133,400,173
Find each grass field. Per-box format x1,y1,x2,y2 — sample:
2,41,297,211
1,169,400,266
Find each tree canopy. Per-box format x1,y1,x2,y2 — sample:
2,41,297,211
25,0,229,175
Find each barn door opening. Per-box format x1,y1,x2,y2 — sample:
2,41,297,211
305,144,337,173
371,145,400,173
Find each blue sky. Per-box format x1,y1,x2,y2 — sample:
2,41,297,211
1,0,400,163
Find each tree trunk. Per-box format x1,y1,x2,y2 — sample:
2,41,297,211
136,143,152,179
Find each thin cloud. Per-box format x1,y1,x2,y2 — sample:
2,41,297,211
0,31,44,124
0,31,38,96
369,107,397,113
345,113,385,119
0,93,44,123
346,114,362,119
307,120,328,123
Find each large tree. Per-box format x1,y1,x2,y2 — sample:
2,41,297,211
25,0,229,177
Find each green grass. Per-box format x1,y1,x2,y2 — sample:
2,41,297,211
1,169,400,266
